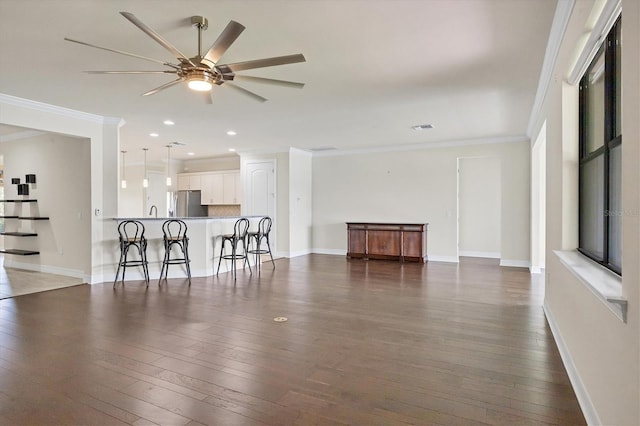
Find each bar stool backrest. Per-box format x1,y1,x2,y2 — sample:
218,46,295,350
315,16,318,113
162,219,188,241
118,220,146,244
258,216,272,236
234,218,250,239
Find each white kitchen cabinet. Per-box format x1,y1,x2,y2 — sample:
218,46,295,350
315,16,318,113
198,171,241,205
223,172,239,205
201,173,224,205
177,174,201,191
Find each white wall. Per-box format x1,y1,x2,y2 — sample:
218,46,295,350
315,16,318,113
0,133,91,277
181,155,240,173
528,1,640,424
312,141,530,264
458,156,501,258
289,148,313,256
0,93,121,283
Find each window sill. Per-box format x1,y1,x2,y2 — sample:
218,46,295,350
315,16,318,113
554,250,626,323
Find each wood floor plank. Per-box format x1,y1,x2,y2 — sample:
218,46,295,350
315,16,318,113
0,255,585,425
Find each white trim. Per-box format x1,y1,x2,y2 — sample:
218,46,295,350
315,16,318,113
567,0,622,85
3,259,87,281
312,248,346,256
427,255,459,263
458,251,501,259
311,135,528,158
499,259,531,268
529,266,543,274
527,0,576,137
554,250,626,322
543,303,601,426
0,93,111,124
288,249,312,258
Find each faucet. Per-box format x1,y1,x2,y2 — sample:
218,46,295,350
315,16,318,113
149,205,158,218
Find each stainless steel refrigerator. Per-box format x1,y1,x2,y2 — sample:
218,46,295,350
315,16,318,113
176,190,208,217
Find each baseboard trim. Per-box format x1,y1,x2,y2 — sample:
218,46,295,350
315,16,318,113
499,259,531,268
312,248,346,256
288,249,312,258
459,251,501,259
3,259,87,280
427,255,459,263
543,303,600,426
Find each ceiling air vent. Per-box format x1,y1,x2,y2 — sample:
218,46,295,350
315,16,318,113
411,124,434,131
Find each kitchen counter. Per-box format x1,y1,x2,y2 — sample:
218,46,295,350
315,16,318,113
108,216,264,282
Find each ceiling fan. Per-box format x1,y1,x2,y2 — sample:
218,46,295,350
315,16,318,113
64,12,306,103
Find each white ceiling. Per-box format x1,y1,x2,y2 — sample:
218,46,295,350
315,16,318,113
0,0,557,163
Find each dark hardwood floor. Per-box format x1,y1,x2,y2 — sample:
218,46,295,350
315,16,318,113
0,255,585,425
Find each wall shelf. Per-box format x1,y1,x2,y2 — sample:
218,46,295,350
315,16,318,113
0,196,46,256
1,232,38,237
0,249,40,256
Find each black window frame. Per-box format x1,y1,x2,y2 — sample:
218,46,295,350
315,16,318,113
578,17,622,275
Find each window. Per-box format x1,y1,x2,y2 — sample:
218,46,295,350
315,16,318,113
578,17,622,275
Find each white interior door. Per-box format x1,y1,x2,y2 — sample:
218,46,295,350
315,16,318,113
244,160,276,250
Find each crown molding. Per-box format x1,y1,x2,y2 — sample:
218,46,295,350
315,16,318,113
527,0,576,137
567,0,621,85
310,135,529,158
0,93,123,126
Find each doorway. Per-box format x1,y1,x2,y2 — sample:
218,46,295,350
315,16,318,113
457,157,501,259
243,160,276,252
145,171,167,217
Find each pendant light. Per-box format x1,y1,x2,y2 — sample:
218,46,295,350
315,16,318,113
142,148,149,188
120,150,127,189
166,144,172,186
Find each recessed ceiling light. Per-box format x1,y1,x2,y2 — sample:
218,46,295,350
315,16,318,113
411,124,434,131
149,133,159,137
228,148,236,152
226,130,237,136
187,152,195,156
163,120,175,126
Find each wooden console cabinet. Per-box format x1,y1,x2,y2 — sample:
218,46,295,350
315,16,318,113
346,222,428,263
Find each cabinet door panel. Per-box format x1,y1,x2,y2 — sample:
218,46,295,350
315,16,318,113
402,232,424,258
348,229,367,257
368,230,401,257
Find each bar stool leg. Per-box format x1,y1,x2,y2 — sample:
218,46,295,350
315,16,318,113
265,235,275,268
183,240,192,285
216,238,225,275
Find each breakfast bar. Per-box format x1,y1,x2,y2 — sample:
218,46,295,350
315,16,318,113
110,216,262,281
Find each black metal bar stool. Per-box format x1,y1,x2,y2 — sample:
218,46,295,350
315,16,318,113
114,220,149,287
159,219,192,285
247,216,275,272
216,218,252,281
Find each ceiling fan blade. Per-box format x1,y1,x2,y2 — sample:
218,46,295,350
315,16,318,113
142,78,184,96
225,82,267,102
233,75,304,89
64,38,180,69
201,21,245,68
218,54,306,73
85,70,178,74
120,12,196,67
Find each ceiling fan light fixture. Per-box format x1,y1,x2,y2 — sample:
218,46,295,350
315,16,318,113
187,70,214,92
